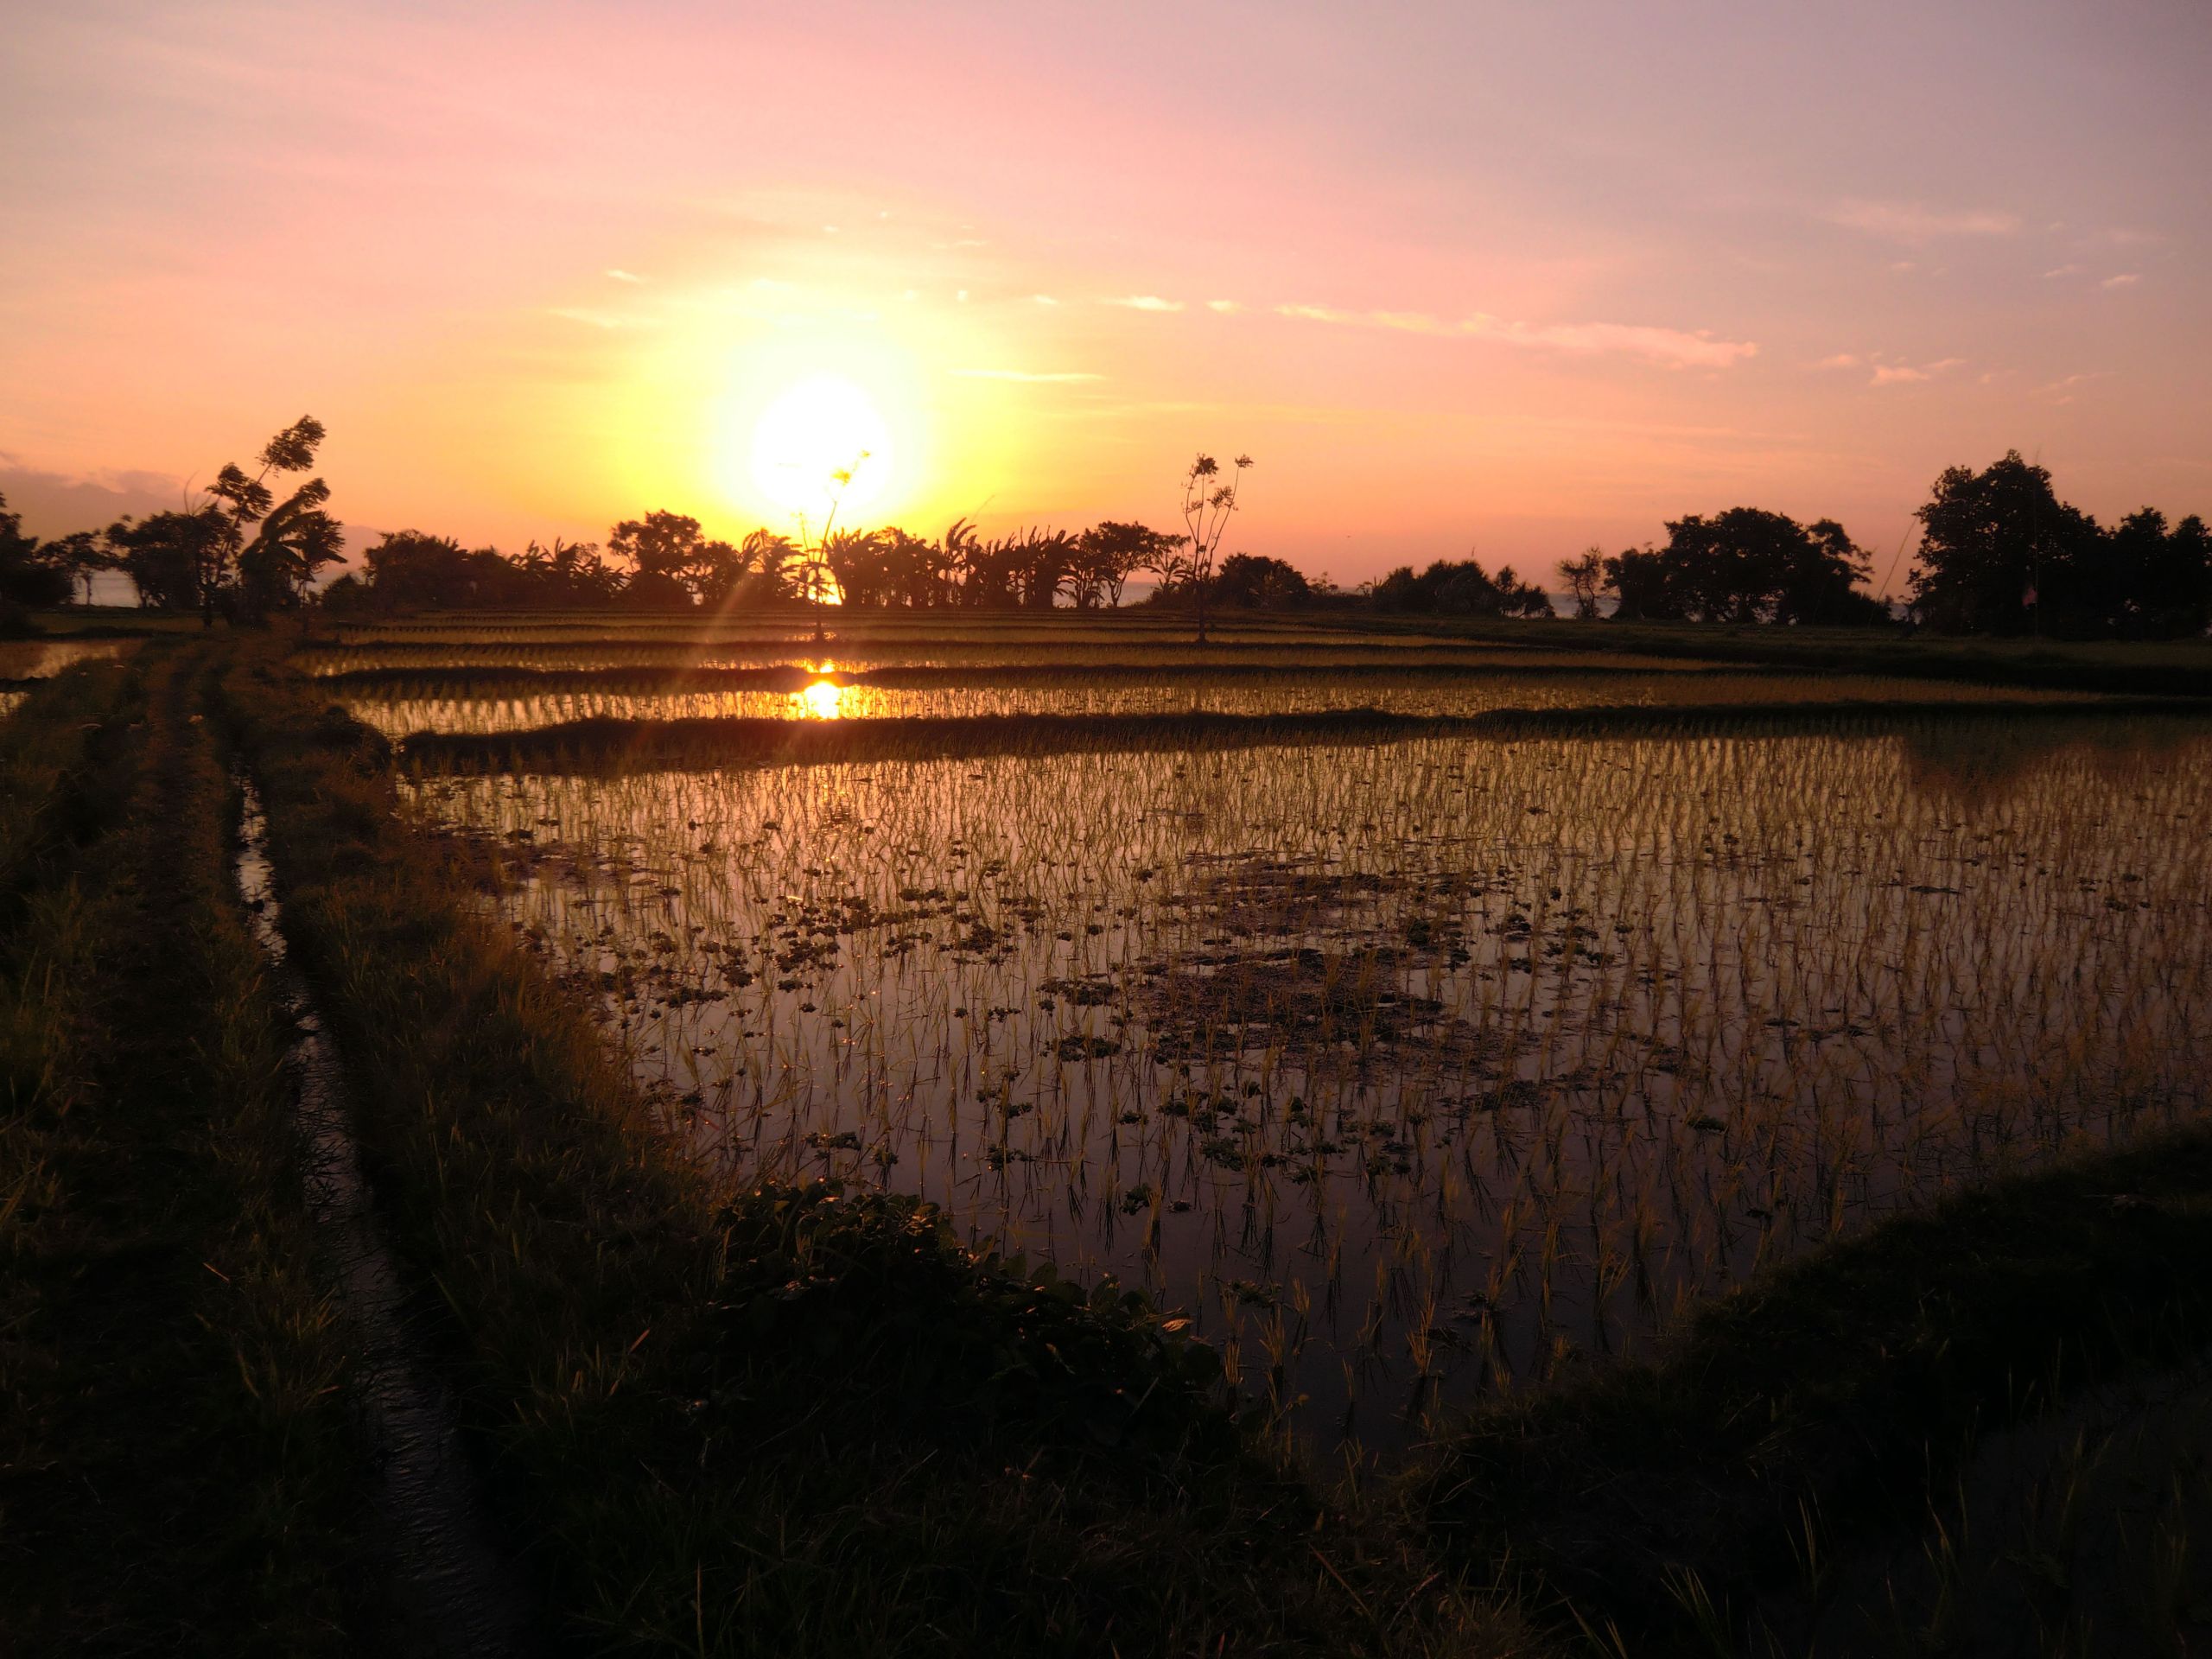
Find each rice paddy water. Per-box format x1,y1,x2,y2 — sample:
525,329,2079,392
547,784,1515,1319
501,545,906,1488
0,639,139,719
382,648,2212,1453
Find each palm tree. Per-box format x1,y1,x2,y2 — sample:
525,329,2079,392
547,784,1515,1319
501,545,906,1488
823,528,889,609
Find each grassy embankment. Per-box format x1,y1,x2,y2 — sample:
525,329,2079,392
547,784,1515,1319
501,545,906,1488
1405,1125,2212,1653
215,640,1527,1656
0,646,368,1653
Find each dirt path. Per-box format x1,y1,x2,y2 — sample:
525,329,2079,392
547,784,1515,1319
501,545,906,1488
233,771,537,1656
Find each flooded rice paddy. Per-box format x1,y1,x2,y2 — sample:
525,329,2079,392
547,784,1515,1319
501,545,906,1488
400,702,2212,1452
346,671,2101,740
0,638,139,718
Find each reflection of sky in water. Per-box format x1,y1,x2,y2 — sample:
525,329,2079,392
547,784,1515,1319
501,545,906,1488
409,719,2212,1454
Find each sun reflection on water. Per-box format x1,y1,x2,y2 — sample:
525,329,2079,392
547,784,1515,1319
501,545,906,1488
799,678,845,719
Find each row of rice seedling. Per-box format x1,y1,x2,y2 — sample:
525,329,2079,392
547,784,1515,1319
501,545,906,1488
303,637,1707,676
342,671,2110,740
324,658,1758,694
391,700,2207,784
404,714,2212,1451
321,615,1487,646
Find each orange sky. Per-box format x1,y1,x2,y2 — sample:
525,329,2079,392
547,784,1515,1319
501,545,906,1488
4,1,2208,593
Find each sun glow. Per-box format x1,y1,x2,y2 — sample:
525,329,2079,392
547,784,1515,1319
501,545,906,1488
749,376,893,523
798,678,847,719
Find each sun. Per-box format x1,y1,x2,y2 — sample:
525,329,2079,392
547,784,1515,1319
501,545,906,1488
749,375,893,522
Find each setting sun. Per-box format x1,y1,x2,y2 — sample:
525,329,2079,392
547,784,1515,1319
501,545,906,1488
748,376,892,524
798,677,846,718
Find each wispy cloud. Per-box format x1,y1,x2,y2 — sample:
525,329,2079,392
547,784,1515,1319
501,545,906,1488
1827,200,2021,240
1275,302,1363,327
2041,264,2081,279
2101,271,2141,289
1528,321,1757,367
1811,353,1860,370
1106,295,1185,312
1270,302,1758,369
1029,294,1060,306
951,368,1105,383
1869,356,1964,387
1205,299,1241,314
2031,371,2110,404
603,268,645,283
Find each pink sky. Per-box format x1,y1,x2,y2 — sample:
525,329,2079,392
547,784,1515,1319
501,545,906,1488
4,0,2208,594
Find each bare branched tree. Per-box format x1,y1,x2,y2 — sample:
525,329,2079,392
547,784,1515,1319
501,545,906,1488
791,450,870,641
1179,451,1252,644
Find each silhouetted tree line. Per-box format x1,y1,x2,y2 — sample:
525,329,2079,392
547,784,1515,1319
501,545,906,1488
16,428,2204,640
1,493,78,626
1558,455,2209,637
1370,557,1557,619
3,417,344,630
1559,509,1891,626
1907,452,2209,638
319,512,1203,614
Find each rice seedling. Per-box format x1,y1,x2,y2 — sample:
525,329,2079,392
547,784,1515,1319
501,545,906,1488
401,709,2212,1451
